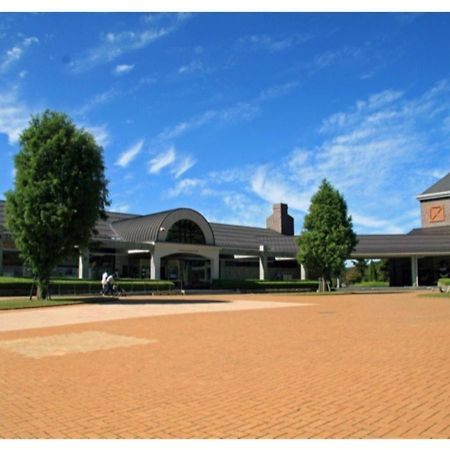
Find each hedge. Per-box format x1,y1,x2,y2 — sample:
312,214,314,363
0,277,175,297
438,278,450,286
211,279,318,291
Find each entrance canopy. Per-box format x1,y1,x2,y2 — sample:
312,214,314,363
111,208,215,245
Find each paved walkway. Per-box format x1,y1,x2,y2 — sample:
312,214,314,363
0,298,311,332
0,292,449,438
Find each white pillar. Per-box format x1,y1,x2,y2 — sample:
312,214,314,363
78,248,90,279
411,256,419,287
150,252,161,280
300,264,306,280
259,255,268,280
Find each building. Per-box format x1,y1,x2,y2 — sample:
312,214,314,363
1,173,450,287
354,173,450,286
0,202,301,286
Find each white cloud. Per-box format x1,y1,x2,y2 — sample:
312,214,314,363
110,203,131,213
240,33,310,53
113,64,135,75
69,14,190,73
311,45,363,70
350,213,405,234
248,80,450,233
83,124,110,147
115,139,144,168
148,146,176,174
146,81,450,234
0,87,32,144
152,81,298,145
251,166,313,212
178,60,204,75
171,155,196,178
166,178,203,198
76,88,117,116
0,36,39,73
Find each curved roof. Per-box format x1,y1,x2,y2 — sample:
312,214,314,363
111,208,215,245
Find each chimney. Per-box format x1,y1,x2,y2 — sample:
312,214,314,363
266,203,294,235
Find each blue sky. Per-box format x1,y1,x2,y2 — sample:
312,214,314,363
1,12,450,234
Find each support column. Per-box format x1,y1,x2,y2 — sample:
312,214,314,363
150,252,161,280
259,245,268,280
411,256,419,287
210,254,220,280
78,248,90,279
300,264,306,281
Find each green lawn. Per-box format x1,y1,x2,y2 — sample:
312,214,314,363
351,281,389,288
0,297,96,310
418,292,450,299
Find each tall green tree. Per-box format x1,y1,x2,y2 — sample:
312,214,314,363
5,111,109,299
297,179,357,291
368,260,378,282
352,258,368,282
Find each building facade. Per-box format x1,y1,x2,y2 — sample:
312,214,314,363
2,173,450,287
0,202,302,287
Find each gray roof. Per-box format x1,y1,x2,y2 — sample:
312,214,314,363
111,209,180,243
210,222,298,254
353,231,450,256
3,198,450,257
408,226,450,236
419,172,450,197
95,211,140,240
0,199,141,240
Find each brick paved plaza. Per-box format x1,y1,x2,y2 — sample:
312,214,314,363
0,292,449,439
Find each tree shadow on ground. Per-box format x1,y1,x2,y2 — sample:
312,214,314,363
79,297,231,306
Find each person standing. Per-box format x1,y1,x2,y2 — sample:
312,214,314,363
101,271,108,295
106,273,114,295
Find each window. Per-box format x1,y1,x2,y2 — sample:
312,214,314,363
166,220,206,244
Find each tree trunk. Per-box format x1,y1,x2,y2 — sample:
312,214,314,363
36,278,49,300
319,275,327,292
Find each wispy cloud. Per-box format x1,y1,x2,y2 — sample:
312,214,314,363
239,33,311,53
249,80,450,233
113,64,135,75
171,155,196,178
69,13,191,73
166,178,204,198
311,45,364,70
110,202,131,213
0,87,33,144
152,80,298,145
163,80,450,233
115,139,144,168
83,124,110,147
178,60,205,75
76,88,117,116
0,36,39,73
148,146,176,174
147,146,196,178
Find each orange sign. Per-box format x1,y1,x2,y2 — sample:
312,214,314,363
429,205,445,223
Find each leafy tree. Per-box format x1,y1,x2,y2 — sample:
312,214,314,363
5,111,109,299
368,260,378,282
378,259,390,282
352,258,368,282
297,179,357,291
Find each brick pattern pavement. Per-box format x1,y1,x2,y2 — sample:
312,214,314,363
0,292,449,438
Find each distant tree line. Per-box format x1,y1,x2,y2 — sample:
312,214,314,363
345,259,390,285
